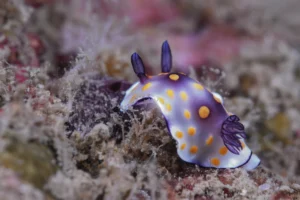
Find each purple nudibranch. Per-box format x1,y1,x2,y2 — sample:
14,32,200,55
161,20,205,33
120,41,260,170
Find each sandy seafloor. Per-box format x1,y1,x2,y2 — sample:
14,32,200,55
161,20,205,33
1,0,300,199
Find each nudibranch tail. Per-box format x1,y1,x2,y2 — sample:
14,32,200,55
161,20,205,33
242,153,261,170
120,41,261,170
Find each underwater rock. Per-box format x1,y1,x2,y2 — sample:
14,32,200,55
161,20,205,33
165,167,300,199
66,76,132,138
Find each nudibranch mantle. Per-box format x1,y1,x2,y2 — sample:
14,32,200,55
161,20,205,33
120,41,260,170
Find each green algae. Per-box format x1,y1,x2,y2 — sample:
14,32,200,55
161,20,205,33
0,138,58,189
265,112,291,144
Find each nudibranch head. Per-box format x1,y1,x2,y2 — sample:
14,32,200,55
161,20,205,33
121,41,260,170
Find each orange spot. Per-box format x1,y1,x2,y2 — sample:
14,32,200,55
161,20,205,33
241,142,245,149
213,95,221,103
180,143,186,150
166,89,174,98
190,146,198,154
158,73,168,75
199,106,210,119
219,146,228,156
193,83,204,90
205,135,213,146
211,158,220,166
180,91,188,101
169,74,179,81
226,111,233,116
188,127,196,136
166,103,172,111
175,131,183,139
130,95,137,103
157,97,164,105
184,110,191,119
142,83,152,91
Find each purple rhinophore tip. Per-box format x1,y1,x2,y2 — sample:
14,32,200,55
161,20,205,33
221,115,246,155
161,40,172,73
131,52,146,82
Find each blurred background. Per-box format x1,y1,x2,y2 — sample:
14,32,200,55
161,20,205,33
1,0,300,199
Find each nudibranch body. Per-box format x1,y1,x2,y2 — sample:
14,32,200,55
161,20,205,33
121,41,260,170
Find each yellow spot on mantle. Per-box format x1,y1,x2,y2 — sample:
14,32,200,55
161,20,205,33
180,143,186,150
193,83,204,90
169,74,179,81
166,103,172,111
188,127,196,136
176,131,183,139
158,97,164,105
180,91,188,101
211,158,220,166
199,106,210,119
190,146,198,154
206,135,213,146
184,110,191,119
142,82,152,91
166,89,174,98
219,146,228,156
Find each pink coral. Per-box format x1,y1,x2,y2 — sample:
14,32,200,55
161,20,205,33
125,0,179,27
168,25,252,68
